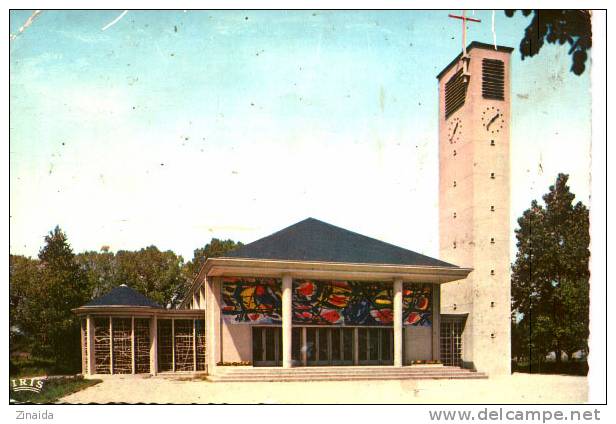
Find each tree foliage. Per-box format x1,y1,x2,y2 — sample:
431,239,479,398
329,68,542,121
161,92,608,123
10,226,243,370
9,227,89,370
182,238,243,293
504,10,592,75
114,247,186,308
76,247,187,308
76,249,117,299
511,174,590,364
9,254,40,345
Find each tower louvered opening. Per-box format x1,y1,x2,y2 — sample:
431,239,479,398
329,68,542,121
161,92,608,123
445,69,468,118
482,59,505,100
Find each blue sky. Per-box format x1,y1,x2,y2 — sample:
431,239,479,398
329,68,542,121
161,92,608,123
9,10,591,262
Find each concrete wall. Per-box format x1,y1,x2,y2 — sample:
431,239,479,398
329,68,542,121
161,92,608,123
205,277,222,370
438,45,512,375
404,326,433,362
221,322,252,362
187,283,206,310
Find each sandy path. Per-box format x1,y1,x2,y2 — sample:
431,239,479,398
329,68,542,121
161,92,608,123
60,373,587,404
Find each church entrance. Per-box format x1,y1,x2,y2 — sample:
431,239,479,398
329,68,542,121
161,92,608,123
252,327,282,366
357,328,393,365
440,317,465,366
305,327,354,366
252,326,394,366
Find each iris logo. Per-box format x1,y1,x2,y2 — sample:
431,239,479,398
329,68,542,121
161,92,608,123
10,378,45,393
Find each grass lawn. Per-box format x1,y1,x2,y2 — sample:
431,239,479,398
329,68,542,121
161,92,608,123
9,377,101,404
10,356,79,378
512,360,588,375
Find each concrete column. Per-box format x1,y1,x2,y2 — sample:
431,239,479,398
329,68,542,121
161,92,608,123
301,327,308,366
206,279,215,371
432,284,441,361
393,278,403,367
150,315,158,375
203,307,207,369
80,319,86,375
206,277,223,371
131,316,135,374
86,315,95,375
282,274,293,368
199,286,206,310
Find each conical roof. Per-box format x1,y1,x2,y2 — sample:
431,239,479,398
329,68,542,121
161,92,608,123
83,284,162,308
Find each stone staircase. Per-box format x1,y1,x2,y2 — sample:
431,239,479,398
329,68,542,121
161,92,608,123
207,365,487,382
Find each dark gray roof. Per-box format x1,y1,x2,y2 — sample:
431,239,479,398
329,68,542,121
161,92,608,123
84,284,162,308
224,218,458,268
436,41,514,80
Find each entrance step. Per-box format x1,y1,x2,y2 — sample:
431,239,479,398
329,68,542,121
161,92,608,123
208,366,487,382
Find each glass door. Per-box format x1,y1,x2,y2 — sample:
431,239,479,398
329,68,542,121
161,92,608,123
252,327,281,366
307,327,331,365
343,328,354,364
440,319,463,366
317,328,330,365
304,327,355,366
331,328,354,365
358,327,393,365
292,328,302,366
380,328,393,364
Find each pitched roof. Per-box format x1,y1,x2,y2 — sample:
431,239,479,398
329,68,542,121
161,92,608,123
84,284,162,308
436,41,514,80
224,218,458,268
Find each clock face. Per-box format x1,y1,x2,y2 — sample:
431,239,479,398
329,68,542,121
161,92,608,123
447,117,462,144
481,106,505,134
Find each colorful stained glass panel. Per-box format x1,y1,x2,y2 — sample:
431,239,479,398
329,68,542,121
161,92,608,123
222,277,432,327
402,283,432,326
221,277,282,324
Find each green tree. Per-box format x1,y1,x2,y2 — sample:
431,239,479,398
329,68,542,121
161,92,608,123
511,174,590,366
114,246,185,308
10,233,244,369
76,249,119,299
182,238,243,290
184,238,244,279
182,238,244,297
557,277,590,359
504,10,592,75
12,227,89,371
9,254,40,349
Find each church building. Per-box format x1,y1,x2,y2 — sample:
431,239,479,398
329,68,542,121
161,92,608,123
74,41,513,380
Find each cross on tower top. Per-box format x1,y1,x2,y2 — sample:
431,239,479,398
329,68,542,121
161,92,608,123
448,11,481,80
448,10,482,57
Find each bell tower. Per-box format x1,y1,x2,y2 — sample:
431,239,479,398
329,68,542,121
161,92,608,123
437,41,513,375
